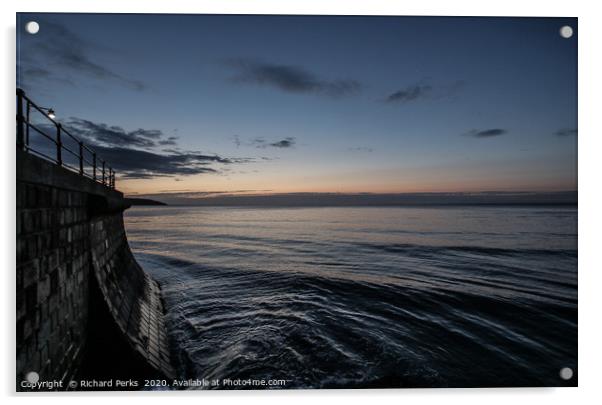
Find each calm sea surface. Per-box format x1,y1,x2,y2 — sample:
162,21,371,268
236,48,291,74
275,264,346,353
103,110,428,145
124,206,577,388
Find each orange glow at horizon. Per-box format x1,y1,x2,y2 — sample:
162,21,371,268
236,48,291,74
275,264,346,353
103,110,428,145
118,165,577,197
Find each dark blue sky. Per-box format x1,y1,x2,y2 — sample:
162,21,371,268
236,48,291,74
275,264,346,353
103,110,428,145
17,13,577,196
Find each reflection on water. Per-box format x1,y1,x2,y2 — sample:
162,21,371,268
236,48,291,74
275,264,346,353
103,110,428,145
124,206,577,388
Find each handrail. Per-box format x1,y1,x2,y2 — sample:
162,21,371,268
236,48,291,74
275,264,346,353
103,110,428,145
16,88,116,189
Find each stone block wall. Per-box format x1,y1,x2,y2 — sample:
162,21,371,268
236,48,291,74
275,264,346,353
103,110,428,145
16,182,90,386
16,150,174,391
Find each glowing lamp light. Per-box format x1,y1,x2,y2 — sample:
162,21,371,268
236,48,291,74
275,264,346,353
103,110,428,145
47,109,56,119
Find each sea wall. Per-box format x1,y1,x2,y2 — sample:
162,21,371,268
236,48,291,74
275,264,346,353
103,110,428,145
16,150,174,390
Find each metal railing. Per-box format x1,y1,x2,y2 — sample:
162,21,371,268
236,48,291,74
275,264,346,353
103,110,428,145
16,88,116,189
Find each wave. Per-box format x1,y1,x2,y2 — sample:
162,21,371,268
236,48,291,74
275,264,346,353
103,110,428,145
134,248,576,388
125,206,577,388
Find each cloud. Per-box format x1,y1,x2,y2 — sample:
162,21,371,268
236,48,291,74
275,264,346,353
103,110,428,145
385,84,432,103
64,118,164,149
19,20,146,91
348,146,374,152
137,189,274,197
384,80,465,104
158,136,179,146
250,137,296,148
555,128,578,137
269,138,296,148
464,128,508,138
90,146,243,179
19,66,76,88
21,67,52,79
223,59,360,98
31,117,254,179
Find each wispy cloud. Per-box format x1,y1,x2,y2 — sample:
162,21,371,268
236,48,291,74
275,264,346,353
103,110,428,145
385,84,432,103
19,20,146,91
555,128,578,137
269,138,296,148
250,137,296,149
223,58,360,98
384,80,465,104
133,189,274,198
65,118,164,149
348,146,374,152
158,136,179,146
90,146,249,179
464,128,508,138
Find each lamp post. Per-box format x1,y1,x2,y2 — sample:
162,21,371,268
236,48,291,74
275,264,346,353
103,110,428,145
38,106,56,119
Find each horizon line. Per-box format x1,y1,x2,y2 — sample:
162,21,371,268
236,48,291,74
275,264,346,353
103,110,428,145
126,189,578,197
125,190,577,207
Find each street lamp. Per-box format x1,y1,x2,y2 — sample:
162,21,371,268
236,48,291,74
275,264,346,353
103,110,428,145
39,107,56,119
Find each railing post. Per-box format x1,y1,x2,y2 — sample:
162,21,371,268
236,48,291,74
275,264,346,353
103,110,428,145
92,153,97,180
79,142,84,175
56,124,63,166
102,161,106,185
16,89,25,150
26,102,31,147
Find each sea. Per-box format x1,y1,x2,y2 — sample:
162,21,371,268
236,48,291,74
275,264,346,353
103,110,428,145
123,205,577,388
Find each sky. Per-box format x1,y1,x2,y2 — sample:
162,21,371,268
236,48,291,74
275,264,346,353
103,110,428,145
17,13,577,200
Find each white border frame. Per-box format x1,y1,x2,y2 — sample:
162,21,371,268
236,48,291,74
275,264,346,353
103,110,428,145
2,1,600,404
